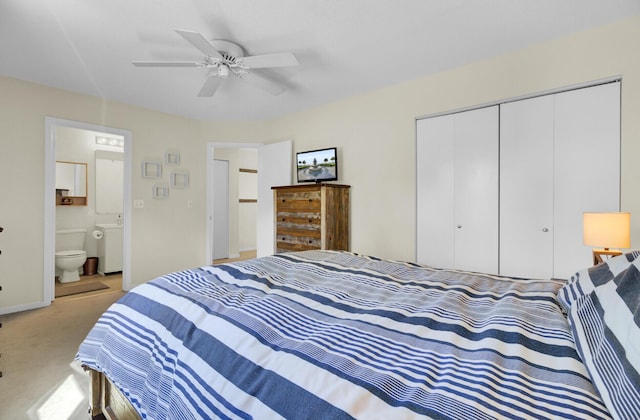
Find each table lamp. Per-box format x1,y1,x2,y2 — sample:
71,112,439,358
583,212,630,265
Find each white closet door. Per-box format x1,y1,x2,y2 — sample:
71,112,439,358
500,96,554,279
453,106,499,274
554,82,620,278
416,115,455,268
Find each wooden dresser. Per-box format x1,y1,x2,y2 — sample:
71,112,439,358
272,184,350,253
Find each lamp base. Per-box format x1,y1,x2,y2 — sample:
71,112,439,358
592,248,622,265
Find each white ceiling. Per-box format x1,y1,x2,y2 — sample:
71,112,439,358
1,0,639,121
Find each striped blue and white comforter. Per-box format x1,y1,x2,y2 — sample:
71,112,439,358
77,251,611,419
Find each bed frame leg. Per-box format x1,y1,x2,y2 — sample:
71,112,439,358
83,365,141,420
86,367,106,419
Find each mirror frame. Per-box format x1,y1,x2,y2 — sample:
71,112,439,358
56,160,88,205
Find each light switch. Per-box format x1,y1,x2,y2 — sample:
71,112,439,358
134,199,144,209
187,200,193,209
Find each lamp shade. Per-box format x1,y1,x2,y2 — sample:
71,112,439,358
583,212,631,249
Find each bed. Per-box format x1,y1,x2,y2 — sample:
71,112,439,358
77,250,640,419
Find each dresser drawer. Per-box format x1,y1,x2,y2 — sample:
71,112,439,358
276,190,321,212
276,213,320,230
276,223,321,238
276,235,320,252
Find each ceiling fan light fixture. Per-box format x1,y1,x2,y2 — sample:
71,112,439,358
217,64,230,78
133,29,298,98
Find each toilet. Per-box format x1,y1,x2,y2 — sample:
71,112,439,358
55,228,87,283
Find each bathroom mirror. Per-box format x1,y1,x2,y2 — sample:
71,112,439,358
96,151,124,213
56,161,87,198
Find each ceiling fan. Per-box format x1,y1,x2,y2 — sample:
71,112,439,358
133,29,299,97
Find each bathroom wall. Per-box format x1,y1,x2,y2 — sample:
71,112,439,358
56,126,124,258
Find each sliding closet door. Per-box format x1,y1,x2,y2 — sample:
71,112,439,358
500,96,554,279
416,115,455,269
554,82,620,278
416,106,498,274
453,106,499,274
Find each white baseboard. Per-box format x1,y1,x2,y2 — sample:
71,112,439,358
0,299,50,315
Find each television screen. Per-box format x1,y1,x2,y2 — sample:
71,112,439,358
296,147,338,183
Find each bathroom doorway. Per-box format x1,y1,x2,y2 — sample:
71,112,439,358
44,117,132,303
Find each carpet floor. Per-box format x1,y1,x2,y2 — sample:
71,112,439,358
0,255,255,419
0,279,124,419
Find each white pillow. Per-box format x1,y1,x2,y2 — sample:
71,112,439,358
567,260,640,418
558,251,640,312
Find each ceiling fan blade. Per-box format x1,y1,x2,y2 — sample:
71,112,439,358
198,76,223,97
238,72,286,95
241,52,299,69
174,29,223,60
132,61,201,67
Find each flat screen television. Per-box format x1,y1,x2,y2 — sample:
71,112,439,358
296,147,338,183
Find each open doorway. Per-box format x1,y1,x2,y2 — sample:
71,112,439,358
44,117,132,303
206,141,292,263
210,146,259,262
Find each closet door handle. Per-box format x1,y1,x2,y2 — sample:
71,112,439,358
542,227,549,232
456,224,462,229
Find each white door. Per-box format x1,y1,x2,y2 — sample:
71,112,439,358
554,82,620,278
500,82,620,279
416,106,499,274
500,95,555,278
416,115,455,268
213,159,230,260
453,106,499,274
256,140,292,257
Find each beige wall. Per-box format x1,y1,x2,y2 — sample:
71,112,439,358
1,15,639,313
267,15,640,260
0,78,260,313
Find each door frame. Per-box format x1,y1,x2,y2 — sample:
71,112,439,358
44,117,132,303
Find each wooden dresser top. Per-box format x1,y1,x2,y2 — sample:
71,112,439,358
271,183,350,190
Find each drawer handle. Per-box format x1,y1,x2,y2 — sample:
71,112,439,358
282,199,286,202
282,218,286,222
308,219,313,223
308,240,313,244
308,199,313,202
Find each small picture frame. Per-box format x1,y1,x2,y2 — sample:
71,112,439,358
153,183,170,199
165,150,180,166
142,160,162,178
171,170,190,188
